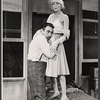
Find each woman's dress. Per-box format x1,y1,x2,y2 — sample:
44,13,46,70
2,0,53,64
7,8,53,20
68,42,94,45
46,13,70,77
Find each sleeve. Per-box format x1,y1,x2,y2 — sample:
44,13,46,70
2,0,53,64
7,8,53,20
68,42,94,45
52,29,70,46
62,29,70,39
62,15,70,39
56,35,66,43
57,29,70,43
38,35,56,58
51,35,66,48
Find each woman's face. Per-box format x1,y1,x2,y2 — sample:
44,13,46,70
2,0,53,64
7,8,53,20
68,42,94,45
51,2,62,11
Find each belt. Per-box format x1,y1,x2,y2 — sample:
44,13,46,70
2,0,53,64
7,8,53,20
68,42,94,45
28,60,46,63
33,61,46,63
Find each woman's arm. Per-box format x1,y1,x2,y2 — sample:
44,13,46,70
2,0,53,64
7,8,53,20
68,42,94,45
50,15,70,50
57,14,70,43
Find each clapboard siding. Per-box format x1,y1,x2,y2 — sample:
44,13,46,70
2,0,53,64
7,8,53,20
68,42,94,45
82,0,98,11
3,0,22,12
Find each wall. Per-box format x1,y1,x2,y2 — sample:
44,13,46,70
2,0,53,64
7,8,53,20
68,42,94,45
82,0,98,12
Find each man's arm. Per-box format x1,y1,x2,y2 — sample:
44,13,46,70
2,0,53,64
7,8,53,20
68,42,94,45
38,35,56,58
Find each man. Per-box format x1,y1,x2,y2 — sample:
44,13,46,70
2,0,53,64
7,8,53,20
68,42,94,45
27,23,56,100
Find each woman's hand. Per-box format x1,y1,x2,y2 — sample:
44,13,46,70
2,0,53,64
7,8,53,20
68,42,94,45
50,39,60,52
49,46,57,53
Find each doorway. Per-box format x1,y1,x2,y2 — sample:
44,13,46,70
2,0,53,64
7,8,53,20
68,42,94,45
32,12,75,81
32,12,49,37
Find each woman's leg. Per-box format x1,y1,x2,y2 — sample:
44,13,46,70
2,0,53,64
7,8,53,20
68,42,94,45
50,77,60,98
60,75,69,100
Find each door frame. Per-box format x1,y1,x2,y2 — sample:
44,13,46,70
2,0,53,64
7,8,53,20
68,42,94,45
28,0,81,83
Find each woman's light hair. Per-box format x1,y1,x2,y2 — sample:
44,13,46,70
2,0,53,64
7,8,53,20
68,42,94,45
48,0,65,10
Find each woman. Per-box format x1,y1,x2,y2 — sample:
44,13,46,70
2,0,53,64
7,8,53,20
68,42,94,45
46,0,70,100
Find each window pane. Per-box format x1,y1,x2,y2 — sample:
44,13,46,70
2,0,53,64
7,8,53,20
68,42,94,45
3,42,23,77
83,22,98,36
82,63,98,76
3,11,21,38
83,39,98,59
83,10,98,20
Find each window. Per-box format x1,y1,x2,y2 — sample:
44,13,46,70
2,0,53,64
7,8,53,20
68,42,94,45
3,11,24,78
83,10,98,59
3,42,23,77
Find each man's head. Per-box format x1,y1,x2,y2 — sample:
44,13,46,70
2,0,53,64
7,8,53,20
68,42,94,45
41,23,54,39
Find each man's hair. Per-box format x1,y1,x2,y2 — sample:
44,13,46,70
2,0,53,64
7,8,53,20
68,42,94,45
41,22,54,30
